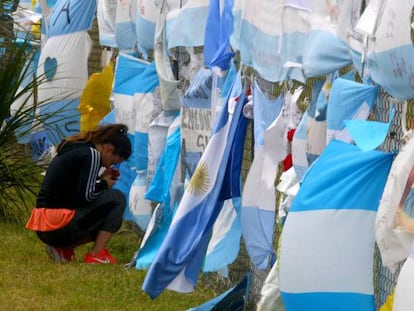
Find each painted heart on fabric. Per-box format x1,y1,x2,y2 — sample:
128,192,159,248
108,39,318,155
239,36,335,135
44,57,57,81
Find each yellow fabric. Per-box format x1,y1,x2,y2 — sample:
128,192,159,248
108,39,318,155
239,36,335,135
79,62,114,132
30,0,41,39
379,290,395,311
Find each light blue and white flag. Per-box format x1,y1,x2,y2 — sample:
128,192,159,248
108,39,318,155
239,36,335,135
203,197,242,276
241,82,284,269
364,0,414,100
146,115,181,211
36,0,96,145
135,115,182,268
112,53,159,169
291,78,325,179
345,106,395,153
142,70,249,298
153,2,182,111
135,0,158,58
128,170,150,229
242,83,302,269
279,139,394,311
181,68,213,179
97,0,117,47
181,67,241,276
115,0,137,51
326,78,379,145
112,53,160,221
203,0,235,72
165,0,209,49
46,0,96,37
232,0,310,82
302,0,352,77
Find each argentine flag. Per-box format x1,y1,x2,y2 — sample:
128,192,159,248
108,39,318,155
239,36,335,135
154,2,182,111
203,0,235,72
232,0,309,82
291,78,326,179
97,0,117,48
302,0,352,77
115,0,137,51
180,67,242,276
326,78,379,145
134,115,182,268
279,140,394,311
181,68,213,180
142,70,249,299
203,197,242,276
112,53,159,221
166,0,210,49
364,0,414,100
135,0,158,58
36,0,96,145
241,82,284,269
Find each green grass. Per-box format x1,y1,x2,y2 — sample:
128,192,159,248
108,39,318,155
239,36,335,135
0,220,217,311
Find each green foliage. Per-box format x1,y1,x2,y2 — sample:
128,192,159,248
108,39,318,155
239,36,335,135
0,6,73,223
0,10,43,223
0,220,217,310
0,17,46,222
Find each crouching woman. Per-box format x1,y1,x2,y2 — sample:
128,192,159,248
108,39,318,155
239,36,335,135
26,123,131,264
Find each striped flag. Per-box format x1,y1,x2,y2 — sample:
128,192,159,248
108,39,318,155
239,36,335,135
302,0,353,77
135,0,158,57
241,82,284,269
111,53,160,221
36,0,96,145
326,78,379,145
142,70,249,298
115,0,137,51
291,78,325,179
232,0,309,82
203,197,242,276
96,0,117,48
153,2,181,111
279,140,394,311
134,115,181,268
363,0,414,100
166,0,210,49
203,0,235,72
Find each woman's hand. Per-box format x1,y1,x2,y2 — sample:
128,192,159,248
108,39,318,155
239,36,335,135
101,167,120,179
102,174,117,189
101,168,120,189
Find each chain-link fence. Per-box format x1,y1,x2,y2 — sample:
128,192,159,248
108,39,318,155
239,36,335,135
243,72,414,310
86,24,414,309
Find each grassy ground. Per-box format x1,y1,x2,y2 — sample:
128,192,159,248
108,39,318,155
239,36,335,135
0,220,217,311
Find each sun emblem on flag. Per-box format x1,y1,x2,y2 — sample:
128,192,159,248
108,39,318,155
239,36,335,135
188,160,210,196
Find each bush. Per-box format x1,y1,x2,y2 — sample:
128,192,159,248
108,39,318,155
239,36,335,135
0,5,56,223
